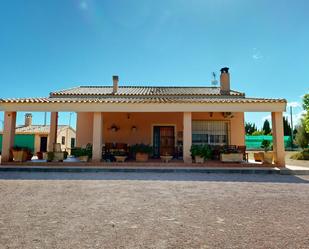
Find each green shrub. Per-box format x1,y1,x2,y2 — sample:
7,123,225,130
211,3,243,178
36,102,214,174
130,144,153,155
190,144,212,160
47,152,54,162
113,150,127,156
261,139,272,152
252,130,265,136
290,149,309,160
71,144,92,158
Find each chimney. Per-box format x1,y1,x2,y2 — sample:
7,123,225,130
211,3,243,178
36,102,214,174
112,75,119,94
220,67,230,94
25,113,32,126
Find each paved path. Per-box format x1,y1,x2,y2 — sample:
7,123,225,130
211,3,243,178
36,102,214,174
0,172,308,249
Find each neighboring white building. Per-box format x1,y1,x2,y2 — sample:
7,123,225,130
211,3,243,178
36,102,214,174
0,113,76,154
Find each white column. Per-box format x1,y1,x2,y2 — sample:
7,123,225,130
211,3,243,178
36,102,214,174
92,112,103,162
183,112,192,163
1,112,16,163
48,112,58,152
271,112,285,167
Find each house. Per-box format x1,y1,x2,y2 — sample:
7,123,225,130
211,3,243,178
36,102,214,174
0,68,287,166
0,113,76,154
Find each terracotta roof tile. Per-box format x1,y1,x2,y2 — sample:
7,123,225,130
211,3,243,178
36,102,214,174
0,96,286,104
50,86,245,96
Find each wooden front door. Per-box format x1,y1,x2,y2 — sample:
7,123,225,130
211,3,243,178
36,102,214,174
153,126,175,157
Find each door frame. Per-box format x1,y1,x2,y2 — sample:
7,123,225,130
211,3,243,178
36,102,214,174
151,124,177,157
151,124,177,147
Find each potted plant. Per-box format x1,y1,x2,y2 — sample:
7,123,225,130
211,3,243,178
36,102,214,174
254,151,264,162
46,151,67,162
130,144,153,162
113,150,127,163
220,147,243,162
190,144,212,163
261,139,273,164
71,144,92,162
11,146,30,162
36,151,43,160
47,152,54,162
160,152,173,163
24,148,33,161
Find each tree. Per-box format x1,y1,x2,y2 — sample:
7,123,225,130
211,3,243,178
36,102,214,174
302,93,309,110
295,119,309,149
245,122,257,135
302,93,309,133
283,116,291,136
252,130,264,136
305,112,309,134
262,119,271,135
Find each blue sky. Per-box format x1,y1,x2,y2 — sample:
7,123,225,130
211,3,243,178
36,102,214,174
0,0,308,130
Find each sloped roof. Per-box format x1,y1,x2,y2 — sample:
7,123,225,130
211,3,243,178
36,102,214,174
0,85,287,105
50,86,245,96
0,96,286,104
13,125,74,134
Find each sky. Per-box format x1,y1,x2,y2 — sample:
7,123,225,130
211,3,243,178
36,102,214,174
0,0,308,130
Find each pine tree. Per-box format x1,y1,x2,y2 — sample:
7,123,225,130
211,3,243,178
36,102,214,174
283,116,291,136
262,119,271,135
245,122,257,135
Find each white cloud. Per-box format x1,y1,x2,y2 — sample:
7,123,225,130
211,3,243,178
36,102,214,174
287,101,301,108
79,1,88,10
284,110,307,126
252,48,263,60
262,109,306,127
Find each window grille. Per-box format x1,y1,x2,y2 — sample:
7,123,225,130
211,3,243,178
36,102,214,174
192,121,229,145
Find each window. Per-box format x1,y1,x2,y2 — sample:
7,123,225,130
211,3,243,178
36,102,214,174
192,121,228,145
71,138,75,148
61,136,65,145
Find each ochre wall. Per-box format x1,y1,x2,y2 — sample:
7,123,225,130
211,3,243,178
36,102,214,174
76,112,94,147
76,112,245,147
230,112,245,146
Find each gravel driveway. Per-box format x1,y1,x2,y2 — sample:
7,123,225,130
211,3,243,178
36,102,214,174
0,172,308,249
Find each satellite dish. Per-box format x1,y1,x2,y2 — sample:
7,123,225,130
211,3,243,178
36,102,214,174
211,72,218,86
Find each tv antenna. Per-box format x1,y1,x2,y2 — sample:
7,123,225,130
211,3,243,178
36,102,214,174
211,72,218,86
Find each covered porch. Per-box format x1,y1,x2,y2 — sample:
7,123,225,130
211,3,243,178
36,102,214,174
1,109,286,167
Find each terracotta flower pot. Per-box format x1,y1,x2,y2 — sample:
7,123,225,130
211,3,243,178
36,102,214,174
78,155,89,162
36,152,43,160
12,150,28,162
263,152,273,164
254,152,264,162
136,152,149,162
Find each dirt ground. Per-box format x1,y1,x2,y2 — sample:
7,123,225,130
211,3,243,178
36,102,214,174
0,172,308,249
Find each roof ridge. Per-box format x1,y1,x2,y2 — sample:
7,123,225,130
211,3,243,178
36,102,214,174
78,85,220,88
